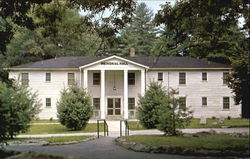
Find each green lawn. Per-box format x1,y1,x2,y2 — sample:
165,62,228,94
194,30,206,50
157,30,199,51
124,134,250,150
9,136,93,144
31,120,59,123
129,118,250,130
23,123,104,134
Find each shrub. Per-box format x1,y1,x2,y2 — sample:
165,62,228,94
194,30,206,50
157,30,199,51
137,82,169,129
57,84,93,130
156,89,193,136
0,82,41,142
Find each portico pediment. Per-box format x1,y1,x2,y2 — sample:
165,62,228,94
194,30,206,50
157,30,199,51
79,56,148,70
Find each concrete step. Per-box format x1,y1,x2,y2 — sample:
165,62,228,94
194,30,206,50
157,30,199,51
106,121,126,132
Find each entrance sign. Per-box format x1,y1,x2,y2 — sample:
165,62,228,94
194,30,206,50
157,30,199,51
101,61,128,65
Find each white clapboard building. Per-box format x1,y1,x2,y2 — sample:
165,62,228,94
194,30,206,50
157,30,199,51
7,55,241,119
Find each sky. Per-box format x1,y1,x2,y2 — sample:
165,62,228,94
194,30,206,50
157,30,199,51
79,0,176,17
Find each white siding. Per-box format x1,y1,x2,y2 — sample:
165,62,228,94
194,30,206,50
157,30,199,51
146,70,241,118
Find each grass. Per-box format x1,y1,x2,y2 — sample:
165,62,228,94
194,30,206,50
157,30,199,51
41,135,93,143
22,123,104,134
124,134,250,150
31,120,59,123
128,118,250,130
9,135,93,143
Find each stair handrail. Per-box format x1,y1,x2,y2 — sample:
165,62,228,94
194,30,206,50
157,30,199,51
120,120,129,136
97,119,109,138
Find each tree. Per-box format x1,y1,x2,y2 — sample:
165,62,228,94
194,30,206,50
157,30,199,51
229,53,250,118
117,2,157,56
154,0,249,118
0,82,41,142
57,84,93,131
137,82,169,129
157,89,193,136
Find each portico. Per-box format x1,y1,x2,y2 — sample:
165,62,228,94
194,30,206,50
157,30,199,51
79,56,148,119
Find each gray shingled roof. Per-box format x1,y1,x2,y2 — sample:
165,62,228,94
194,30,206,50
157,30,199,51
10,56,230,69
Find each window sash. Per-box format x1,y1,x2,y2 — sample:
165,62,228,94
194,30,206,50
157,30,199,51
128,98,135,109
223,72,229,85
45,73,51,82
68,73,75,85
46,98,51,107
179,73,186,84
202,72,207,81
158,72,163,81
202,97,207,106
128,72,135,85
93,73,100,85
179,97,186,108
21,73,29,85
93,98,100,109
223,97,230,109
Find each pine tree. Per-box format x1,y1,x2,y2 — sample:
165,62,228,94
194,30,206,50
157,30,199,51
117,2,157,56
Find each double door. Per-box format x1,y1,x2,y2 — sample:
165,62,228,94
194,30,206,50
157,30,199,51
107,98,121,115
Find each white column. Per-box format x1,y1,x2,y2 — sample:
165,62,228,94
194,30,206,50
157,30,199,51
141,69,145,96
124,70,128,119
100,70,105,119
83,69,88,89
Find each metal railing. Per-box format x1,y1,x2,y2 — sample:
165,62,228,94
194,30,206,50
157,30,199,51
97,119,109,138
120,120,129,136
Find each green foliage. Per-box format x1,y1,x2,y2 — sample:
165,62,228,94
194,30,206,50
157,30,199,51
113,2,158,56
137,82,192,135
137,82,168,129
57,84,93,131
0,81,41,141
157,89,193,135
229,53,250,118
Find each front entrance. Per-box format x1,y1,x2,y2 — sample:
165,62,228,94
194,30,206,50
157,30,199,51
107,98,121,116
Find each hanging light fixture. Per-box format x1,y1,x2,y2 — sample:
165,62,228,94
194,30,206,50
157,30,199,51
113,71,116,90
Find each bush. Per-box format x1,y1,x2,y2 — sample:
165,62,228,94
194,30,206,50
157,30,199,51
0,82,41,142
57,84,93,130
137,82,169,128
156,89,193,136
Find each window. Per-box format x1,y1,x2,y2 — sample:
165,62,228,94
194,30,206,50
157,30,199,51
223,97,230,109
46,98,51,107
202,72,207,81
223,72,229,85
93,72,100,85
68,73,75,85
21,73,29,85
202,97,207,106
45,72,51,82
179,97,186,108
128,72,135,85
158,72,163,82
93,98,100,110
179,72,186,84
128,98,135,109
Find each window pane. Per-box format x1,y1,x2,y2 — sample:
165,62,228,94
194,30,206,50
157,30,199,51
46,98,51,107
21,73,29,85
128,98,135,109
223,72,229,85
46,73,51,82
93,73,100,85
202,72,207,81
179,97,186,108
202,97,207,106
223,97,230,109
179,72,186,84
158,72,163,81
93,98,100,109
115,109,121,115
68,73,75,85
128,72,135,85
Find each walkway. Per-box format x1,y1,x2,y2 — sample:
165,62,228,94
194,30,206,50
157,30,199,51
16,127,249,138
7,137,215,159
